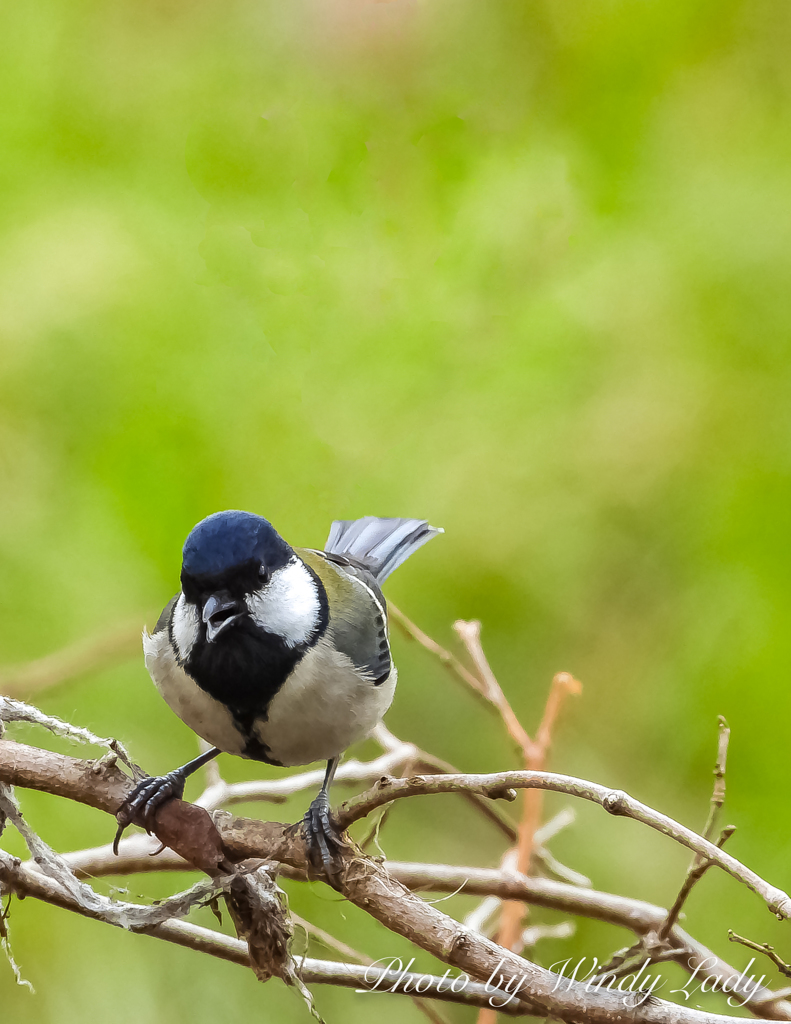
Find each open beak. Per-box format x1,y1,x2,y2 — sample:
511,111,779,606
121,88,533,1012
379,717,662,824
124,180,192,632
202,592,243,643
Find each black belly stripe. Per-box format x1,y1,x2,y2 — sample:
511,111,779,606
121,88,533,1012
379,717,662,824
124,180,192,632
232,711,284,766
184,623,304,764
187,629,300,710
180,578,330,764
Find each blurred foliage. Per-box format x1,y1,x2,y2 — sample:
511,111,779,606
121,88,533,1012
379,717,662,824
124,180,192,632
2,0,791,1020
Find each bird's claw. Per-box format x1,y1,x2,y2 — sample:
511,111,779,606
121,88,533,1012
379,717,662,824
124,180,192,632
113,770,186,855
302,793,345,884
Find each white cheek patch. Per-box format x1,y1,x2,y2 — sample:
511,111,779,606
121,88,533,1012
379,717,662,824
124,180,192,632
171,595,200,660
246,558,321,648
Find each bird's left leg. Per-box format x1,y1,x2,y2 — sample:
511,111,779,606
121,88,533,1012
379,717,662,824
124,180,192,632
113,747,221,854
303,756,344,879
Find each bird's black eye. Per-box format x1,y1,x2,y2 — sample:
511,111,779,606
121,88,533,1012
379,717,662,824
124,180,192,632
259,565,269,583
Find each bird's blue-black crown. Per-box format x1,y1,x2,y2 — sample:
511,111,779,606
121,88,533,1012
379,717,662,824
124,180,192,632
182,510,292,579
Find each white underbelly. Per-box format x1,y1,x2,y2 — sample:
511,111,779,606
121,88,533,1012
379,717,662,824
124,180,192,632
143,630,249,756
144,630,397,767
254,638,397,767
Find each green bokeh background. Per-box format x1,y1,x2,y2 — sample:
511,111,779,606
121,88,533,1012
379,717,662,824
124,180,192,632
2,1,791,1020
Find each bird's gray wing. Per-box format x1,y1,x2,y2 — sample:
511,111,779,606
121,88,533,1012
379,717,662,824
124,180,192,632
299,549,392,685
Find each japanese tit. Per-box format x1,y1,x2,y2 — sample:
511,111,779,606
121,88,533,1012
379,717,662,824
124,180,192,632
115,510,442,873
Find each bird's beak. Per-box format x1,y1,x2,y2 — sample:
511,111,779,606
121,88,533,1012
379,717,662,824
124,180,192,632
202,592,243,643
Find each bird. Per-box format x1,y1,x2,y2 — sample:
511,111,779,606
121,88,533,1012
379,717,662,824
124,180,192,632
114,510,442,874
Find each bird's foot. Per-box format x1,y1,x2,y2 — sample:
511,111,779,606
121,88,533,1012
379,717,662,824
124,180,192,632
302,792,345,884
113,769,186,855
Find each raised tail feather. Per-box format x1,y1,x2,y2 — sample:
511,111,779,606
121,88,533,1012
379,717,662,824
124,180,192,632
324,517,443,584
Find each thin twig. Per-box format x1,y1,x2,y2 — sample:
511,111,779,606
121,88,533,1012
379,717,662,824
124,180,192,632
380,863,791,1016
197,719,524,845
290,912,452,1024
452,619,533,757
659,826,736,940
729,932,791,981
291,911,372,965
658,718,732,940
197,731,582,887
516,669,582,856
702,718,731,844
54,836,778,970
511,668,582,869
388,603,490,701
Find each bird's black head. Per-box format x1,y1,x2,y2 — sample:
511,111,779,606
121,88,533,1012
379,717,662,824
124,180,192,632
180,510,293,642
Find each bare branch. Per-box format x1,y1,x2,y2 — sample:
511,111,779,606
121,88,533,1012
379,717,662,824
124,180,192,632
336,770,791,919
0,855,528,1016
0,793,231,931
54,829,785,997
387,863,791,1020
594,719,737,996
65,832,189,875
2,618,781,1024
195,746,420,811
3,738,790,1024
0,695,139,773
